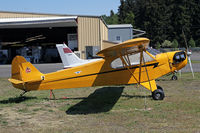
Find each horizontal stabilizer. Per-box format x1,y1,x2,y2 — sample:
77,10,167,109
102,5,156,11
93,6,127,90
8,78,23,84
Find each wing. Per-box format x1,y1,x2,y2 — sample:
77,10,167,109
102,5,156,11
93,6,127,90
97,38,150,58
97,38,156,90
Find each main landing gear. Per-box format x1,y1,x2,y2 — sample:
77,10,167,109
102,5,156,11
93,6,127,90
171,71,178,80
171,75,178,80
152,85,165,100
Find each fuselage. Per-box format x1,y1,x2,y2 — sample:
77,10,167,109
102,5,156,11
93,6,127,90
23,50,187,91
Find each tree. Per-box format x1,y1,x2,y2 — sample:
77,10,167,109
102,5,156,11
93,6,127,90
161,40,172,48
118,0,127,24
191,0,200,46
101,10,118,24
171,39,179,48
155,42,161,49
124,11,135,26
114,0,199,46
188,37,196,47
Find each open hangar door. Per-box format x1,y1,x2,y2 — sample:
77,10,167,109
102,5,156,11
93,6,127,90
0,16,78,63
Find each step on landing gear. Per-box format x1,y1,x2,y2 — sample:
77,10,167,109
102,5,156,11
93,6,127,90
152,85,165,100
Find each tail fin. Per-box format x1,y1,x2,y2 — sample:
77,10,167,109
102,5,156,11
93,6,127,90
9,56,43,86
56,44,85,68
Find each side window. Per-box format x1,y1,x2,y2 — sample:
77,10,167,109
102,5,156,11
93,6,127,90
111,57,124,69
111,51,155,69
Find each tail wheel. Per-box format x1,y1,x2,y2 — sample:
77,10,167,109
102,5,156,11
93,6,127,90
152,88,165,100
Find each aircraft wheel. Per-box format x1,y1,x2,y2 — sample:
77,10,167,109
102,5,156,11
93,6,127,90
152,89,165,100
171,75,178,80
157,85,163,91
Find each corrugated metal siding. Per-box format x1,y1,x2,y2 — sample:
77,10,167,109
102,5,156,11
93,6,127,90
0,12,108,59
78,17,108,58
100,19,108,43
0,12,60,18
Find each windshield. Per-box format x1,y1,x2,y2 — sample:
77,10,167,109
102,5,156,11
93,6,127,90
146,47,161,56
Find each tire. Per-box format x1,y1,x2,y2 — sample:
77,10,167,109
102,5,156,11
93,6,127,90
157,85,163,91
171,75,178,80
152,89,165,100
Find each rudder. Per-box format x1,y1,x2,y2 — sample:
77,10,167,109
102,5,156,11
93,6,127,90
11,56,27,80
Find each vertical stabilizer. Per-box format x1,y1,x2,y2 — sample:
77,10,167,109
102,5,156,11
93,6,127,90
56,44,84,68
9,56,43,89
11,56,27,80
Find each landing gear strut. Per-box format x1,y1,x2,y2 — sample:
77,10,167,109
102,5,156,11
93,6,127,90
171,71,178,80
152,85,165,100
20,90,27,97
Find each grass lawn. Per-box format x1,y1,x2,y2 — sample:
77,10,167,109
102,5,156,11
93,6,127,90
0,72,200,133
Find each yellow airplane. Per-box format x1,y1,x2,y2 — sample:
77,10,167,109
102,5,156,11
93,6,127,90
8,38,187,100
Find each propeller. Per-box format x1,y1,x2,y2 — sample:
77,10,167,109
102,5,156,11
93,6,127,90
182,28,195,78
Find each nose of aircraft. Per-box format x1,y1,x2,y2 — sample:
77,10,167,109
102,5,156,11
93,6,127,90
172,51,187,70
173,51,186,63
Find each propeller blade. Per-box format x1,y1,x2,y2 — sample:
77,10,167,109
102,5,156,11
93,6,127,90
182,28,194,78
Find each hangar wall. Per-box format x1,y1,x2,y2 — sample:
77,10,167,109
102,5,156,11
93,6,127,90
78,16,108,58
0,11,108,62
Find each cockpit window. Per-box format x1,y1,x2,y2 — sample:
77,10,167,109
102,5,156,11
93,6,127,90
146,47,161,56
111,51,155,69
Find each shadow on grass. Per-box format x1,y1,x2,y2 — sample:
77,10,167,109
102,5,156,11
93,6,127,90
0,96,37,104
66,86,124,115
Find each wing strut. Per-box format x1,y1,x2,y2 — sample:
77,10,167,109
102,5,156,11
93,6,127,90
142,49,153,92
119,47,154,92
138,50,143,84
119,55,139,84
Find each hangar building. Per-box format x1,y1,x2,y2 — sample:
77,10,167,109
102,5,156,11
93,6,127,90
108,24,133,43
0,11,108,63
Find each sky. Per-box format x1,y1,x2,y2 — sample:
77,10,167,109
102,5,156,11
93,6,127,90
0,0,120,16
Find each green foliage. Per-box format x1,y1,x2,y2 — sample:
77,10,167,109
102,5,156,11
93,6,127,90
101,10,118,24
118,0,127,24
124,11,135,27
155,42,161,49
188,37,196,47
115,0,200,47
172,39,179,48
161,40,172,48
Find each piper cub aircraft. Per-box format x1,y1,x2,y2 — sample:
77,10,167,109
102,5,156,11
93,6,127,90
9,38,187,100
